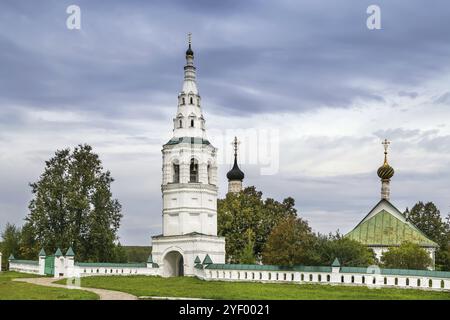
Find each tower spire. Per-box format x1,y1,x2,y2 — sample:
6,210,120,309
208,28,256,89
377,139,395,200
182,32,197,94
227,137,245,194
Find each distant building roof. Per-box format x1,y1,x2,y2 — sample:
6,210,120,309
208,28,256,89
346,199,438,247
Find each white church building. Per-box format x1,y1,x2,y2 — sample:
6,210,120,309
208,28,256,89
150,35,226,277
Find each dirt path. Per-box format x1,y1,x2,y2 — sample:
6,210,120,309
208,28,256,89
13,277,138,300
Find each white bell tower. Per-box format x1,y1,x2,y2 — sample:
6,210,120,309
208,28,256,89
151,34,226,277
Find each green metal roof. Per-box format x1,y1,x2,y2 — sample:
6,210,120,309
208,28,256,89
194,256,201,264
54,248,63,257
332,258,341,267
38,248,46,257
10,259,39,266
65,247,75,257
346,200,438,247
195,263,204,269
147,254,153,263
8,254,15,260
164,137,211,146
75,262,147,268
205,264,332,273
202,254,213,265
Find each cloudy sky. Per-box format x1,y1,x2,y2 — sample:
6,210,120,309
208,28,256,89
1,0,450,245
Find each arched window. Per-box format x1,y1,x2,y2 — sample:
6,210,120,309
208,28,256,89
395,278,398,285
428,279,433,287
190,97,193,104
384,277,387,285
189,158,198,182
441,280,445,289
351,276,355,283
268,273,272,280
406,278,409,286
173,162,180,183
182,97,185,105
327,275,330,282
190,119,194,127
179,119,183,128
207,164,212,184
309,274,313,281
318,274,322,282
362,276,365,284
341,276,344,283
417,279,421,286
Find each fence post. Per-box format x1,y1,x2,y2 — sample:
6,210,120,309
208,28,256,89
331,258,341,283
38,248,46,275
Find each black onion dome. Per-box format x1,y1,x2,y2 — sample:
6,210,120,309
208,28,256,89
186,44,194,57
227,160,244,181
377,163,395,180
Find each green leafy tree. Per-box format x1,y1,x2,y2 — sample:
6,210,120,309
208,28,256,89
19,222,39,260
262,216,316,266
381,242,432,270
0,223,22,270
218,186,297,263
314,233,375,267
26,144,123,262
405,201,450,270
239,229,256,264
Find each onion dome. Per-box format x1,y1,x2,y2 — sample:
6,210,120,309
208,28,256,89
227,159,245,181
377,163,395,180
227,137,245,181
377,139,395,180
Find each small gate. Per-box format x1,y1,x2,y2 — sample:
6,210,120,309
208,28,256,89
44,255,54,276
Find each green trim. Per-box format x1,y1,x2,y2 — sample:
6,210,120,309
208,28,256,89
54,248,63,257
164,137,211,146
334,267,450,279
65,247,75,257
75,262,147,268
205,264,332,273
194,256,201,264
202,254,213,265
331,258,341,267
10,259,39,266
38,248,46,257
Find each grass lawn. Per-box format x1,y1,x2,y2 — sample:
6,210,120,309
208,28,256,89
0,272,98,300
62,275,450,300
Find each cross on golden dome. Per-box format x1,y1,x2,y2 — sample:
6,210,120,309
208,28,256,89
382,139,390,165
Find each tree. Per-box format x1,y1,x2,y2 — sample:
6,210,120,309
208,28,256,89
26,144,123,262
218,186,297,263
405,201,450,270
262,216,316,266
239,229,256,264
314,233,375,267
381,242,432,270
0,223,21,270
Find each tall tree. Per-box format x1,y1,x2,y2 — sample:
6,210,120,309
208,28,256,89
218,186,297,263
405,201,450,270
381,242,432,270
314,233,375,267
262,216,316,266
26,144,122,262
0,223,21,270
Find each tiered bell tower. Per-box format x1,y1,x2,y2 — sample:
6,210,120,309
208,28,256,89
151,34,226,277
